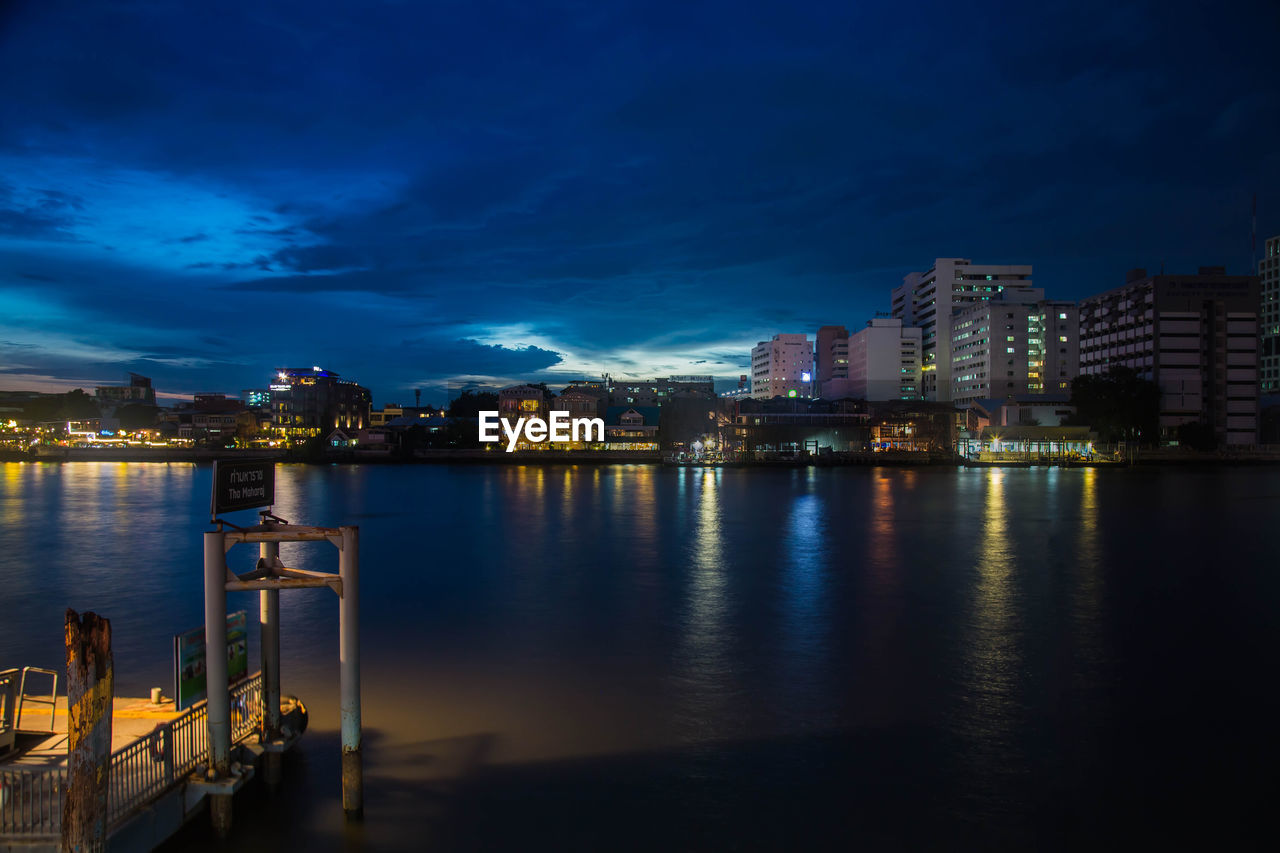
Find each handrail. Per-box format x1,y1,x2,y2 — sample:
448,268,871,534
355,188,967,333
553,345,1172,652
18,667,59,733
0,672,263,838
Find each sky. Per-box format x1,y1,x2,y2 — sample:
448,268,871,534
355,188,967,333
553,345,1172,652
1,0,1277,405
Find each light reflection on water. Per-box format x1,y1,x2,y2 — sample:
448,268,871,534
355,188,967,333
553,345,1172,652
1,461,1277,849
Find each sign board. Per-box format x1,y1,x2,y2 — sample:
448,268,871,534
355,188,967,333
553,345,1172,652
173,610,249,711
211,459,275,516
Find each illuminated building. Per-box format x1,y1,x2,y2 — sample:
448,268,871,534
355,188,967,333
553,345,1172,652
734,397,869,451
1079,266,1261,445
603,406,660,450
270,367,371,438
750,334,814,399
1260,235,1280,393
891,259,1037,401
950,295,1077,406
608,376,713,406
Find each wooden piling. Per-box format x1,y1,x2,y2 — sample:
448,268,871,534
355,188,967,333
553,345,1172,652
61,609,113,853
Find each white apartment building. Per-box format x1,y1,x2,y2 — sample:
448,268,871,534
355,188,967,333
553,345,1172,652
950,293,1078,406
1260,235,1280,394
1079,267,1260,445
750,334,814,399
835,318,922,401
891,259,1037,401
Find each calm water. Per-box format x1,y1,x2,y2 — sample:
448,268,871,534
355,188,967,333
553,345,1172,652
2,462,1278,850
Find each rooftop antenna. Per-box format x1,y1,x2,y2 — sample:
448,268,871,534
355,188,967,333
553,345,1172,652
414,388,421,408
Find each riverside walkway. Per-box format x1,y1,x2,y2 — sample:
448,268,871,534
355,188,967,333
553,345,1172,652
1,673,263,851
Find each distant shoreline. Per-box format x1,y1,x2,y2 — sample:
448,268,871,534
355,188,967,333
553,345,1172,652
5,446,1280,466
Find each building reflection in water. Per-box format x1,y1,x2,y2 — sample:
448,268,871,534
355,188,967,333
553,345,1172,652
779,471,828,709
674,467,733,742
955,469,1027,804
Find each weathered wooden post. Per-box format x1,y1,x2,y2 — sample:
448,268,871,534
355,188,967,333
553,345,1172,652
338,525,362,819
62,609,113,853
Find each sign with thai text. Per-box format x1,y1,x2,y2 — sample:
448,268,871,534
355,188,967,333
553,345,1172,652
211,459,274,515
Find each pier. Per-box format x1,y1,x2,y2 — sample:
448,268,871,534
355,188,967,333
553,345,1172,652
1,674,267,852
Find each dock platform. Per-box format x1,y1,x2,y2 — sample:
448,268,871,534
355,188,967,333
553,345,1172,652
1,673,273,853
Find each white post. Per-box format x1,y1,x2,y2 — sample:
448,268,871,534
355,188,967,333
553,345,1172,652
260,540,283,786
338,525,362,819
203,530,232,835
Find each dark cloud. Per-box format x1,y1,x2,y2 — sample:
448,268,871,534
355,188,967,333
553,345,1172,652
0,0,1277,402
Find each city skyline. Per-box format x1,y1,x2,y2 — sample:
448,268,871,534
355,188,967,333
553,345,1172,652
1,0,1277,405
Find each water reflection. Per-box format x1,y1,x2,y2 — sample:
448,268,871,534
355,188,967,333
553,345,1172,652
955,469,1027,810
675,467,733,742
778,481,830,724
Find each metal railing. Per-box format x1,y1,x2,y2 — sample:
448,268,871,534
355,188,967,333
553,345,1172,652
1,672,263,839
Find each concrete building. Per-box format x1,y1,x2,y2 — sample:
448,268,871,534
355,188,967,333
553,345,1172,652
734,397,870,452
815,325,850,390
270,367,372,438
750,334,814,399
1079,267,1261,445
606,376,714,407
830,318,923,401
891,259,1037,401
95,373,156,408
950,293,1078,406
1260,235,1280,394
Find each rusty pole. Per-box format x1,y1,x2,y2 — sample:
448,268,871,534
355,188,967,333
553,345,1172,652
338,525,362,819
62,609,113,853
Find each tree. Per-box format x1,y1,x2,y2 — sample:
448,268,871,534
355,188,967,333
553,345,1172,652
1066,367,1160,444
446,390,499,418
1176,421,1218,451
115,404,160,430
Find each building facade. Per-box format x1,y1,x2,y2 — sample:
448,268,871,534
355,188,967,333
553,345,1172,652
815,325,850,390
1079,267,1261,445
750,334,814,399
270,367,372,438
950,294,1078,406
1261,235,1280,394
95,373,156,408
606,376,714,407
891,259,1037,401
837,318,922,401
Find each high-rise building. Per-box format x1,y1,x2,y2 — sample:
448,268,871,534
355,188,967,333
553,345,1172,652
1260,235,1280,394
1079,267,1261,445
815,325,850,387
891,259,1036,401
950,292,1078,406
828,318,922,401
269,367,372,438
750,334,814,399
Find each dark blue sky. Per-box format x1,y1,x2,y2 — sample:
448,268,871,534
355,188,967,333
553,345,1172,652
1,0,1277,404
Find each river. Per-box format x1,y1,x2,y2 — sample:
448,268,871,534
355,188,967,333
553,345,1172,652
1,462,1276,850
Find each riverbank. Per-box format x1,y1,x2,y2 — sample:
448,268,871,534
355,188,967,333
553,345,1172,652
6,446,1280,466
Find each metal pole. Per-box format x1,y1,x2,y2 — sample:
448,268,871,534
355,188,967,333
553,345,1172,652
338,525,363,819
259,540,282,786
203,530,232,836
